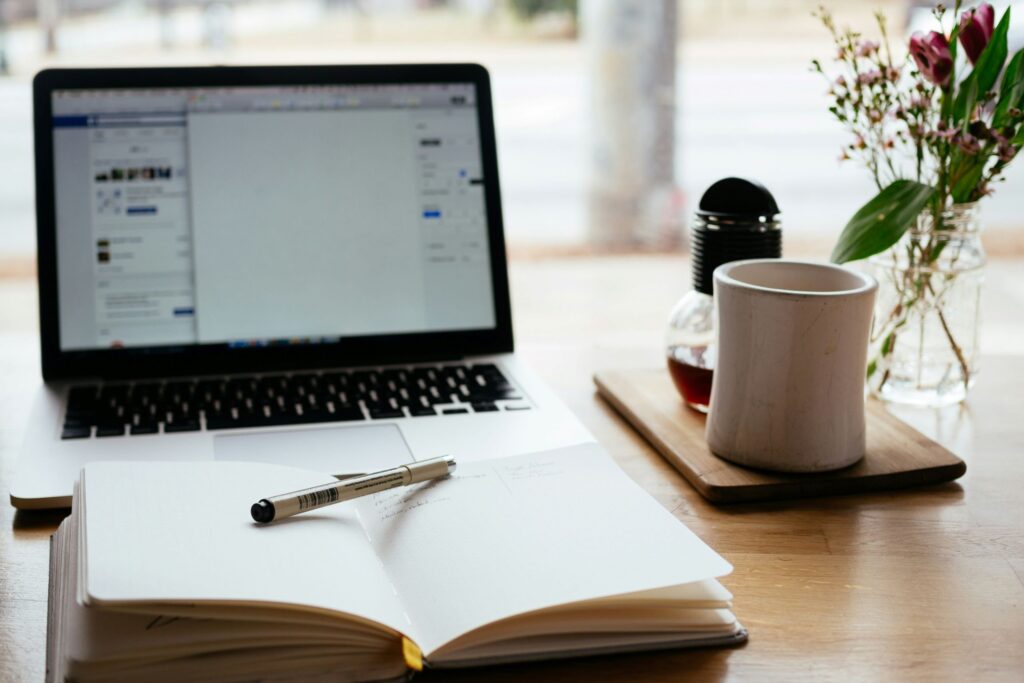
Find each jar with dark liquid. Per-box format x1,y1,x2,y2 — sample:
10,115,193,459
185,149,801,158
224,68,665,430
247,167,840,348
666,289,715,411
666,178,781,412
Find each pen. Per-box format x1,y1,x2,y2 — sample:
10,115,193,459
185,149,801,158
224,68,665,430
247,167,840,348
250,455,457,524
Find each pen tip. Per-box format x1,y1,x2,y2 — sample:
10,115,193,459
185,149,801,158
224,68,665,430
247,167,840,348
251,500,275,523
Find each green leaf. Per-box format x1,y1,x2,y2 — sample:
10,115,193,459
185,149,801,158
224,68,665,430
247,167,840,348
993,48,1024,126
954,7,1011,122
956,77,980,126
831,180,936,264
1014,127,1024,145
881,333,895,356
942,24,961,122
974,8,1010,95
951,160,986,203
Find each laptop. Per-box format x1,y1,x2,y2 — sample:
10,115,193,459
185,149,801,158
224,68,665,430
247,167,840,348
11,64,595,509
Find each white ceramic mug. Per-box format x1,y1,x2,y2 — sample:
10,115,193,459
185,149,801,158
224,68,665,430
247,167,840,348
705,259,878,473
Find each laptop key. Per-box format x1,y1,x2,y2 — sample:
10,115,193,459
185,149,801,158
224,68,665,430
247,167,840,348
441,407,470,415
205,412,266,430
130,423,159,435
95,424,126,437
204,414,238,430
352,371,380,387
408,406,437,417
369,408,405,420
61,426,92,439
325,405,365,422
164,420,201,433
471,402,499,413
64,411,97,426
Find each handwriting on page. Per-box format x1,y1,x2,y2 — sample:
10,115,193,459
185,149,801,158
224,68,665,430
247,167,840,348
367,461,567,524
498,460,566,481
372,478,453,521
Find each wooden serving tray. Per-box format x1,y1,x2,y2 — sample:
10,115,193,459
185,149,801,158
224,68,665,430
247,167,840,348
594,369,966,504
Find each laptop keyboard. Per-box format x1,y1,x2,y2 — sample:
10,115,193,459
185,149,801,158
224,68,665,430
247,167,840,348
60,363,528,439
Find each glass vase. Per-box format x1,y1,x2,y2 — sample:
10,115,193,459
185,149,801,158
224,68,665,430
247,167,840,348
866,203,985,407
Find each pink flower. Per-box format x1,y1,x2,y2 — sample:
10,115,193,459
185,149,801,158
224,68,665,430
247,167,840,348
959,3,995,65
858,69,883,86
930,124,958,142
856,40,880,57
957,133,982,155
910,31,953,86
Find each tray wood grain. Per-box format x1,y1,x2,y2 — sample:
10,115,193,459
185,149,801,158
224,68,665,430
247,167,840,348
594,368,966,503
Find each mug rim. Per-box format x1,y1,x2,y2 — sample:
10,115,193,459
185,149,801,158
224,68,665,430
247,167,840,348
714,259,878,298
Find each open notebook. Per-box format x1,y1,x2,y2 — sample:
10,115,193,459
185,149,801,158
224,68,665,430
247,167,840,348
46,443,746,682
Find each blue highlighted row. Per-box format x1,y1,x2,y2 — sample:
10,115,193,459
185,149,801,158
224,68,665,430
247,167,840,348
53,116,90,128
173,307,194,317
53,113,187,128
422,210,441,219
127,206,157,216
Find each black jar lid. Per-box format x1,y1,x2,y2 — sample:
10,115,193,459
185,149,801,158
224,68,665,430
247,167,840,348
692,177,781,295
696,177,780,221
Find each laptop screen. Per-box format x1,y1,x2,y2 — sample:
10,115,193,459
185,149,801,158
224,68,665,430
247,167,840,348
50,83,496,352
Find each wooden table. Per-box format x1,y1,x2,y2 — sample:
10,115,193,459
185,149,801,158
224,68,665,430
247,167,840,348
3,255,1024,682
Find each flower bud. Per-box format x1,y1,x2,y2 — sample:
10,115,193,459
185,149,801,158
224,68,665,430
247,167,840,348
968,120,992,140
959,3,995,65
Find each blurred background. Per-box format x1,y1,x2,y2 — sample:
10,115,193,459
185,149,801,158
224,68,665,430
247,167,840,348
0,0,1022,274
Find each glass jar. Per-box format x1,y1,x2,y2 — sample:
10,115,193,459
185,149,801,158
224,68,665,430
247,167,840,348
866,203,985,406
666,290,716,412
664,177,782,412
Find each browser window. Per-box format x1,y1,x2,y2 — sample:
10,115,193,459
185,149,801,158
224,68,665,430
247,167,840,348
50,84,496,351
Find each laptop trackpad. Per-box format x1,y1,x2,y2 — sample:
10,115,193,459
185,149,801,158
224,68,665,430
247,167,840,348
212,424,414,476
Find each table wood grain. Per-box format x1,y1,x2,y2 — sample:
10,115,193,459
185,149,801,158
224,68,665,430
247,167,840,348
2,256,1024,682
